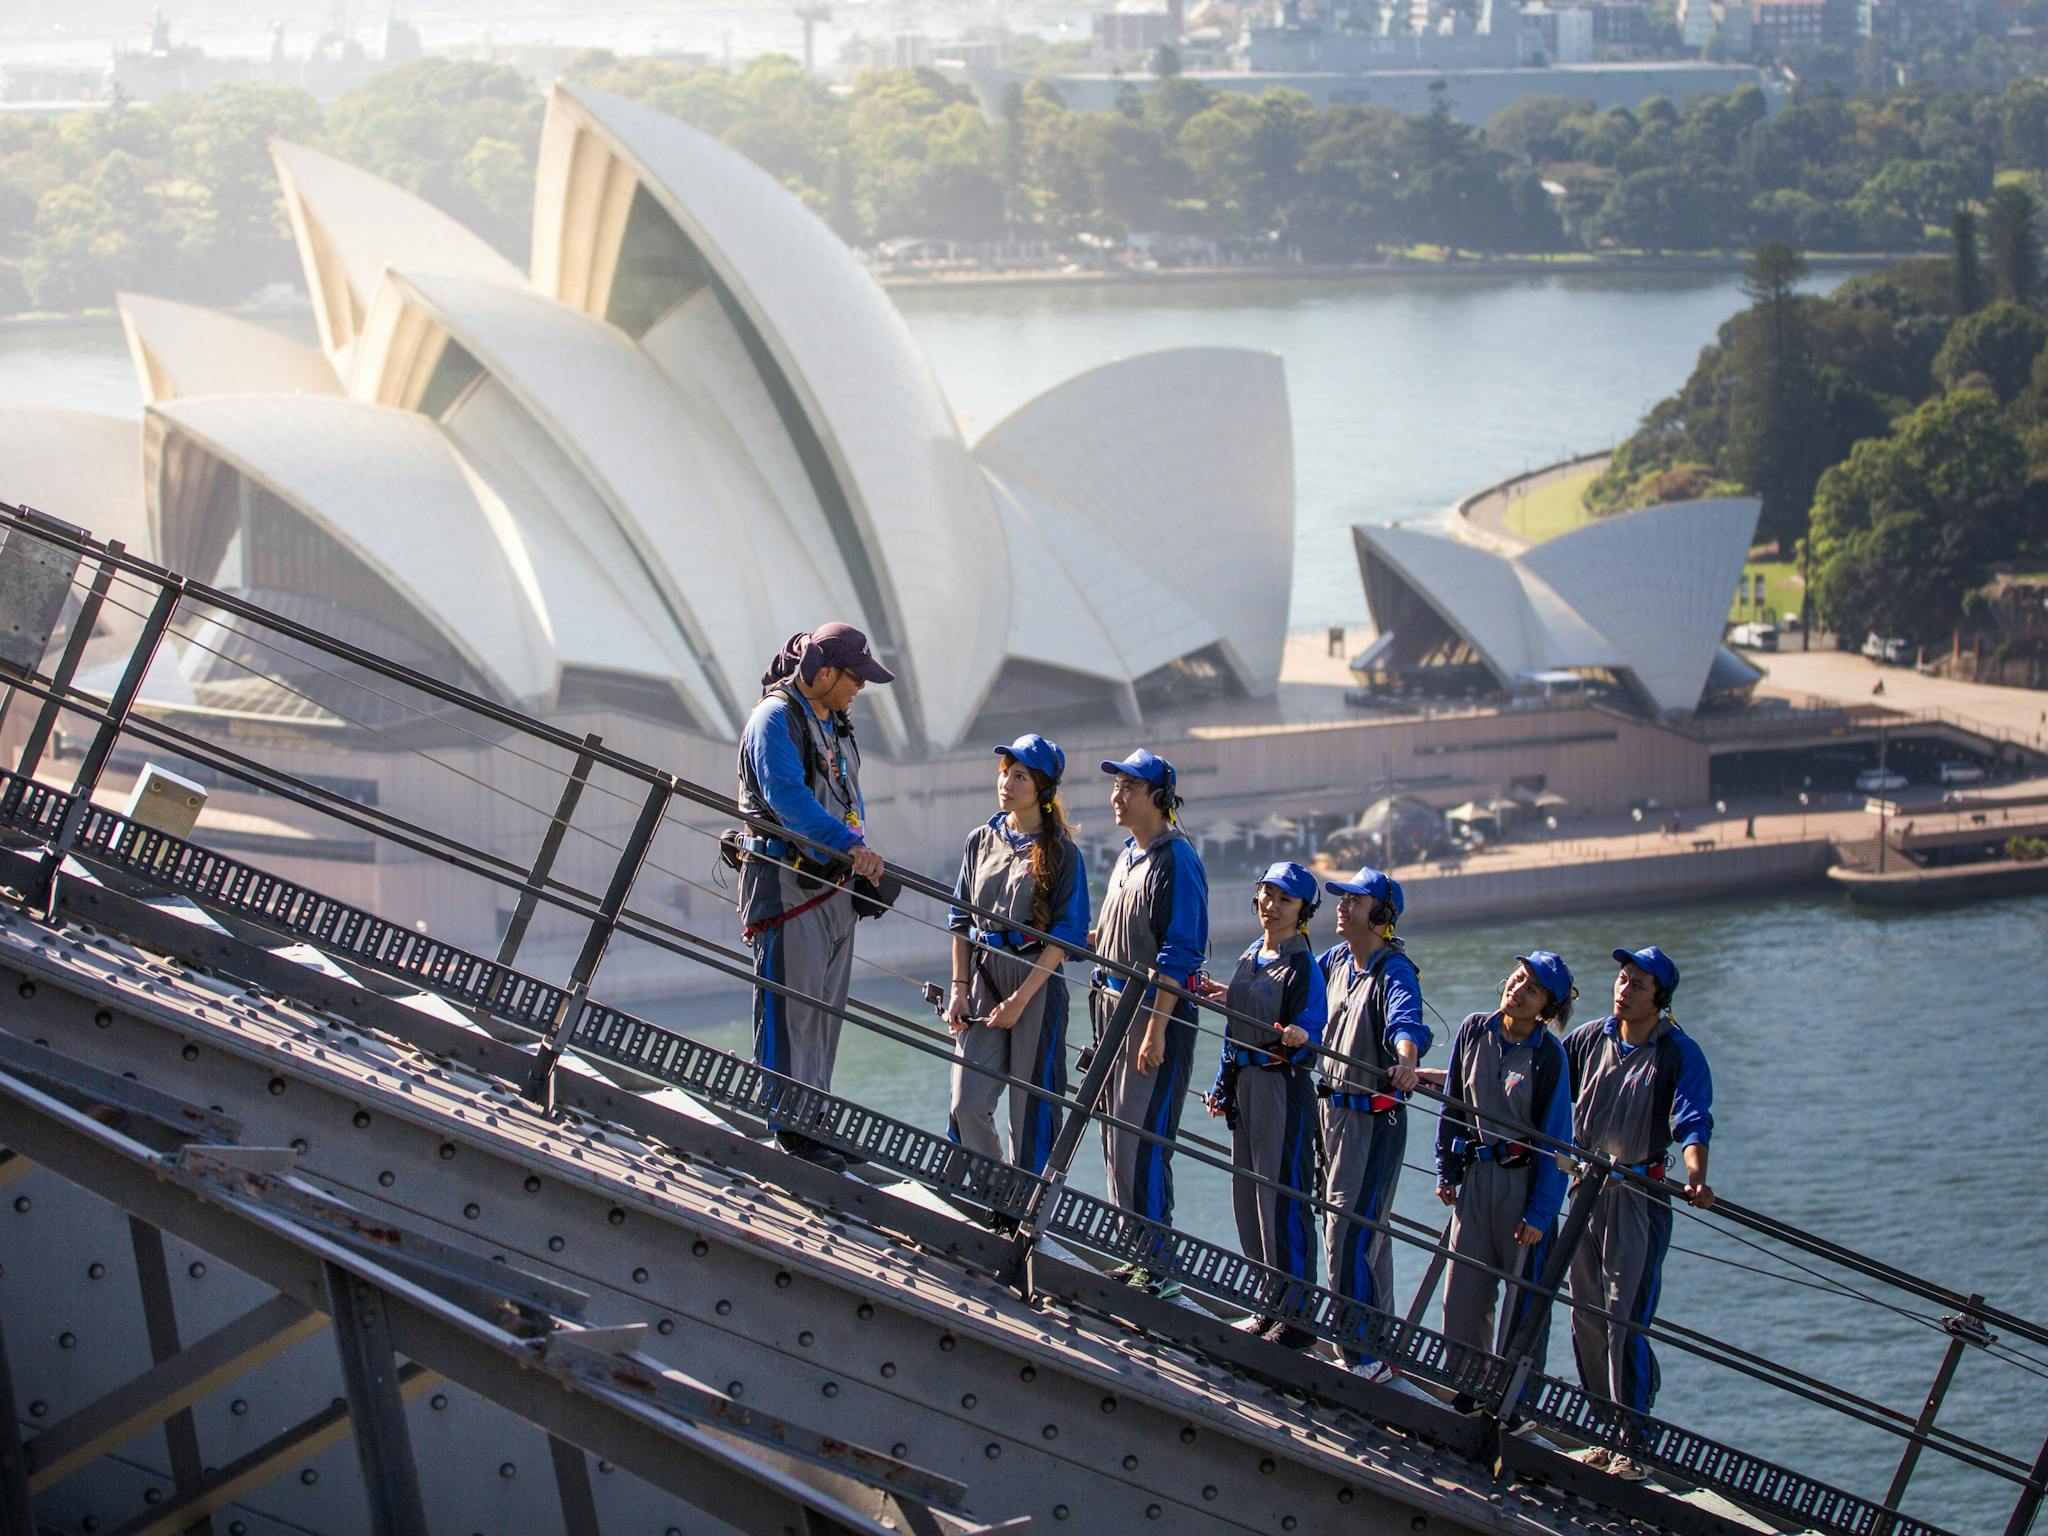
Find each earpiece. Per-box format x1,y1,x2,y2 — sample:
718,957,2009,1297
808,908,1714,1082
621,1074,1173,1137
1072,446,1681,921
1369,899,1396,936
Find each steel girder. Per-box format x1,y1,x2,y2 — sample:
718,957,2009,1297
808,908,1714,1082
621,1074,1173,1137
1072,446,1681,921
0,909,1611,1536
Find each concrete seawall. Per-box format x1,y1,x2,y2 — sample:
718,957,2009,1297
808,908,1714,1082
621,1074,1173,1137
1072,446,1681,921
1394,837,1838,925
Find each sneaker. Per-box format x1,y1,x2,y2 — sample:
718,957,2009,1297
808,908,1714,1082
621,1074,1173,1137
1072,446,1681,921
1139,1270,1184,1301
1608,1454,1649,1482
1108,1261,1141,1282
775,1133,847,1174
1352,1360,1398,1384
1579,1447,1613,1470
1271,1324,1317,1350
1234,1314,1281,1336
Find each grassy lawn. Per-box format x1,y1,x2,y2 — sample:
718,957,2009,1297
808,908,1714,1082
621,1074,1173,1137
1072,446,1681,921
1504,468,1602,542
1732,558,1804,623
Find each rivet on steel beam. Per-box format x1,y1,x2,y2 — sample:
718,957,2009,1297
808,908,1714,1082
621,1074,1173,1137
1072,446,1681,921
462,1203,479,1219
855,1302,872,1319
798,1331,813,1347
549,1237,565,1253
961,1394,976,1410
379,1172,395,1188
822,1383,838,1398
1203,1486,1218,1501
1053,1505,1069,1521
656,1319,673,1336
1145,1504,1161,1519
691,1240,708,1257
727,1381,743,1397
632,1267,648,1284
1019,1366,1036,1382
880,1362,895,1378
715,1300,731,1316
86,1263,103,1279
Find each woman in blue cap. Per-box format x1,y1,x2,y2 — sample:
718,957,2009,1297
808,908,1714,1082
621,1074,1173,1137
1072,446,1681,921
944,734,1090,1177
1200,861,1328,1348
1434,951,1578,1391
1090,747,1209,1293
1561,944,1714,1477
1316,864,1428,1381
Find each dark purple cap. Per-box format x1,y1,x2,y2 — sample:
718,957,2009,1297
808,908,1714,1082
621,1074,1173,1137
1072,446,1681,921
809,622,894,684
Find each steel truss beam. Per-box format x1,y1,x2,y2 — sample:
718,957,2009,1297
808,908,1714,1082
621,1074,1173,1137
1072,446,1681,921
0,1067,993,1536
0,887,1796,1536
25,1293,324,1492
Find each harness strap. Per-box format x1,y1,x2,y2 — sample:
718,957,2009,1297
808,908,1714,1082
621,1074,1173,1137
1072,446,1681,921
742,882,844,944
1450,1137,1534,1166
1324,1089,1401,1114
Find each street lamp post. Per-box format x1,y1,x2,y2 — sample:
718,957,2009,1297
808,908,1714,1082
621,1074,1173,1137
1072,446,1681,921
1799,790,1810,840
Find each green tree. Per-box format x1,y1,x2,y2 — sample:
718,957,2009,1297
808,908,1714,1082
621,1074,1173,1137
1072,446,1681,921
1726,242,1822,545
1932,300,2048,401
1951,206,1985,313
1809,389,2027,641
1985,181,2040,305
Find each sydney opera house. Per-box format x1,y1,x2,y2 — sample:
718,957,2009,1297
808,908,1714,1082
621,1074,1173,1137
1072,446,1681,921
1352,498,1765,718
7,82,1295,761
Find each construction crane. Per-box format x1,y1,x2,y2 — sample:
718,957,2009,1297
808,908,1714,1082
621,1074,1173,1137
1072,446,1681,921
793,3,832,74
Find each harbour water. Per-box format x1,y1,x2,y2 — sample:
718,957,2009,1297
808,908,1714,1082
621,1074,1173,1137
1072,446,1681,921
8,269,2044,1528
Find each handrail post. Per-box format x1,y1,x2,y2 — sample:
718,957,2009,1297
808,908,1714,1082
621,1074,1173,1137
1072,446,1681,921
1876,1294,1987,1536
496,732,602,968
1002,969,1156,1298
29,579,181,917
521,775,670,1111
1405,1218,1454,1327
1493,1164,1607,1420
14,538,124,782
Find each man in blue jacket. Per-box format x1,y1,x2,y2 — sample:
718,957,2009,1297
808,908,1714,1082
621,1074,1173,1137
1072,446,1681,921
1562,945,1715,1477
738,624,894,1173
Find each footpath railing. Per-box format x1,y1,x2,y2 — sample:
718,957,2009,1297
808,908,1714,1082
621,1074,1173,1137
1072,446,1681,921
3,503,2046,1536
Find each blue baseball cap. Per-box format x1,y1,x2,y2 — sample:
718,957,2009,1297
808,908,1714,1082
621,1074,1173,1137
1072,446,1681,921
1324,865,1403,917
1612,945,1679,995
993,733,1065,782
1256,861,1319,906
1099,748,1176,789
1516,950,1575,1006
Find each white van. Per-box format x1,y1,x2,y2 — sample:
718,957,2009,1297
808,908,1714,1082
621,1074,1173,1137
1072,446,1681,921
1861,633,1910,666
1937,760,1986,785
1855,768,1908,793
1730,622,1779,651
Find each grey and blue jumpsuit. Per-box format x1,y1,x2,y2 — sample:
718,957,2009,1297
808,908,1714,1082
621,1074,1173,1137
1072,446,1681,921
1317,939,1428,1364
1092,827,1208,1227
738,685,867,1102
946,815,1090,1174
1561,1014,1713,1422
1213,933,1327,1291
1435,1011,1573,1370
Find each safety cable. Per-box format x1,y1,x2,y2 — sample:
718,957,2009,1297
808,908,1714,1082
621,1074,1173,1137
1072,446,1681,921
31,529,2048,1397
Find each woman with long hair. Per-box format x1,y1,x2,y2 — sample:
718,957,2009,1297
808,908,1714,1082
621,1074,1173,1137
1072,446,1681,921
945,733,1089,1175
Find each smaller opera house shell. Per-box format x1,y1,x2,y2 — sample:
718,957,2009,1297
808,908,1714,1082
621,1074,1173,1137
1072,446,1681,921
30,83,1296,758
1352,498,1765,718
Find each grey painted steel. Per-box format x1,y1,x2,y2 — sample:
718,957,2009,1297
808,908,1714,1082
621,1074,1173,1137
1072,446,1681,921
0,819,1979,1536
0,925,1501,1536
128,1217,212,1532
1877,1298,1982,1532
0,1314,35,1536
1497,1167,1606,1416
0,512,83,674
525,773,671,1108
545,1432,602,1536
0,1026,241,1147
2006,1429,2048,1536
101,1363,439,1536
13,535,120,782
496,731,602,969
0,1059,985,1536
24,1293,323,1491
323,1261,430,1536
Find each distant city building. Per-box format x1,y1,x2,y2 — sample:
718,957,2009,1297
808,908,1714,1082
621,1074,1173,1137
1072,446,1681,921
0,61,107,103
1715,0,1756,54
1678,0,1720,46
1093,9,1178,56
1750,0,1828,51
106,5,422,104
952,59,1779,125
1522,4,1598,62
891,32,934,68
1591,0,1653,45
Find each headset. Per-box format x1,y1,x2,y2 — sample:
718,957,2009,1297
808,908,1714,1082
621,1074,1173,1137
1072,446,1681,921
1368,898,1397,938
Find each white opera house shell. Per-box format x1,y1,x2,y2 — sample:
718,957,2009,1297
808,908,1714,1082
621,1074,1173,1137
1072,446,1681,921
1353,498,1766,717
12,83,1295,757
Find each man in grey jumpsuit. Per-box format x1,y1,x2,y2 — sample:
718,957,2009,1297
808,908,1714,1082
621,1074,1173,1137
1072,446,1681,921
1435,951,1576,1396
1317,866,1428,1379
1091,749,1208,1296
737,623,894,1174
1562,945,1715,1477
